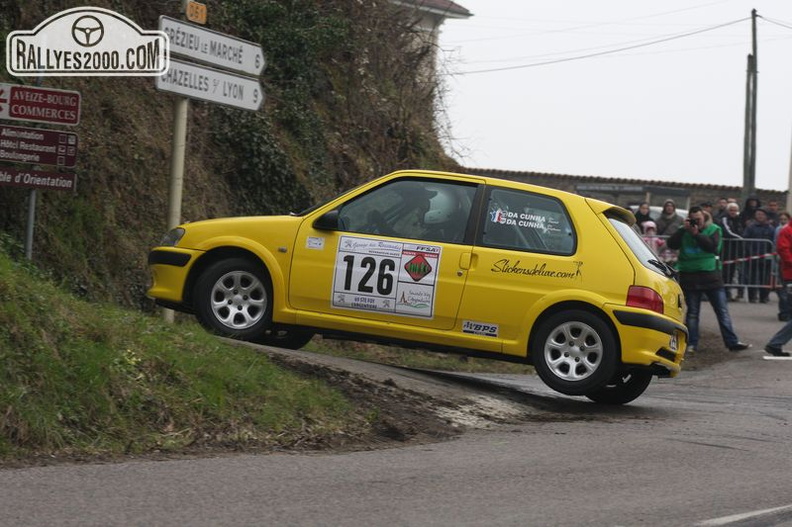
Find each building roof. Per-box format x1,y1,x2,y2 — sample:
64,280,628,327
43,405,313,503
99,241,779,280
391,0,472,19
467,167,784,195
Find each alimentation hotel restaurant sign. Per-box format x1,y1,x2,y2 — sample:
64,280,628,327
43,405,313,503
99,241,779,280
6,7,169,76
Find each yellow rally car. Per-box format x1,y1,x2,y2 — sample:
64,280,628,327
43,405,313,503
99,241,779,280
148,170,687,404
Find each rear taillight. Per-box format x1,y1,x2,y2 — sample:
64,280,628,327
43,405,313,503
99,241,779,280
626,286,664,314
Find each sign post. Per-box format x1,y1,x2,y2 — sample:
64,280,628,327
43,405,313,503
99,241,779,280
0,84,81,260
157,5,265,322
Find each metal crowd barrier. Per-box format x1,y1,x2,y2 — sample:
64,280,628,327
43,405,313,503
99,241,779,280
642,235,778,301
721,237,777,301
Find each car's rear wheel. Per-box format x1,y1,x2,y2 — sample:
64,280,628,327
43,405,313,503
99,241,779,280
532,310,619,396
194,257,273,341
585,369,653,405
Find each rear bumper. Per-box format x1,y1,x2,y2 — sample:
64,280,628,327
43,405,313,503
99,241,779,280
611,308,688,376
613,310,688,339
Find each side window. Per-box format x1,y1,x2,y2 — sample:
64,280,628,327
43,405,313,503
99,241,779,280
337,179,477,244
481,188,576,255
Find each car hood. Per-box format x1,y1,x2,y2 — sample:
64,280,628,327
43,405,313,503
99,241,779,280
177,215,305,251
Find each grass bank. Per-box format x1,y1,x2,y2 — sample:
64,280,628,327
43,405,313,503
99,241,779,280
0,242,363,461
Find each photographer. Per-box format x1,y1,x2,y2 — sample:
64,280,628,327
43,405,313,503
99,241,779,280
666,206,750,354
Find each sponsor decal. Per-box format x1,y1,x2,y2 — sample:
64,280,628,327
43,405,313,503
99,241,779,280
491,259,583,279
462,320,499,338
332,235,441,318
306,236,325,250
404,254,432,282
490,208,551,230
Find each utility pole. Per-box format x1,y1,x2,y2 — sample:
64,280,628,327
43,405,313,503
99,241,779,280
742,53,753,198
742,9,758,200
163,0,191,324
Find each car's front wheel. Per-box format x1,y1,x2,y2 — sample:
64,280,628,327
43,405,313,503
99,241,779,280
585,369,653,405
532,310,619,396
194,257,273,341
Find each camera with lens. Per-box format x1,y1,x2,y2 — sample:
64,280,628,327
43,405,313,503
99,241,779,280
688,217,699,227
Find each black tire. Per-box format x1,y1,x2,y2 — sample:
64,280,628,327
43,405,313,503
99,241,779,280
194,257,273,341
585,369,653,405
253,325,314,350
531,309,619,396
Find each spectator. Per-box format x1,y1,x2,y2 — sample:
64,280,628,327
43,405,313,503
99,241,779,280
743,208,775,303
775,211,791,321
656,199,683,236
766,199,781,227
665,206,750,354
641,221,665,254
764,319,792,357
739,196,760,229
713,197,729,222
700,201,713,218
776,211,790,234
720,202,744,301
768,218,792,353
633,202,654,232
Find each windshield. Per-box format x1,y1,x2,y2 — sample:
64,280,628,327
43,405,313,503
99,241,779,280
294,181,369,216
608,216,671,277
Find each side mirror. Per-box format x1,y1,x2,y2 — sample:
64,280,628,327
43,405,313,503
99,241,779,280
313,210,340,231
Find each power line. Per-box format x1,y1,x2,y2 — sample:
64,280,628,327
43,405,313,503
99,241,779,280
759,16,792,31
444,0,734,45
450,17,750,76
458,31,789,66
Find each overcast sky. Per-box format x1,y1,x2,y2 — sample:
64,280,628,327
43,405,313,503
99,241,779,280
438,0,792,192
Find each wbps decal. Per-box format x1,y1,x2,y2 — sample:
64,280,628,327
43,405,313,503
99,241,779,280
6,7,169,76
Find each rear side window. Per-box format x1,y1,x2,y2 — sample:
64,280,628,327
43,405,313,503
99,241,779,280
480,187,576,255
608,217,668,276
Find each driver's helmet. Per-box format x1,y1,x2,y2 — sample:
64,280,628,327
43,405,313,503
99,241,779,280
423,187,458,225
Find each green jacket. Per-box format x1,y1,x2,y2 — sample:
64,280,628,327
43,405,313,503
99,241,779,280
666,223,722,273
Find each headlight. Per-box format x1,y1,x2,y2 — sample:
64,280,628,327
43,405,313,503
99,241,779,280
159,227,185,247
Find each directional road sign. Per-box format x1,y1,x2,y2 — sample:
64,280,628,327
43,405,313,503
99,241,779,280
0,166,76,191
0,124,78,167
156,58,264,111
0,83,81,126
159,16,265,76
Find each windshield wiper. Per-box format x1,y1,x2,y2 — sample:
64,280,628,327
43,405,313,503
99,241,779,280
647,259,675,278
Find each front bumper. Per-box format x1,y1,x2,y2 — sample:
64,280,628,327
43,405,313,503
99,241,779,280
147,247,202,305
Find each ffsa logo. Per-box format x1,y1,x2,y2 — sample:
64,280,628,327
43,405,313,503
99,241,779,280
6,7,169,76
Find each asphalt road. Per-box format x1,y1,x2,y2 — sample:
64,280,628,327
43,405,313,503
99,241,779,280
1,299,791,526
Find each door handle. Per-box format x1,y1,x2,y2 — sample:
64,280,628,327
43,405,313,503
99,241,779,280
459,252,472,270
